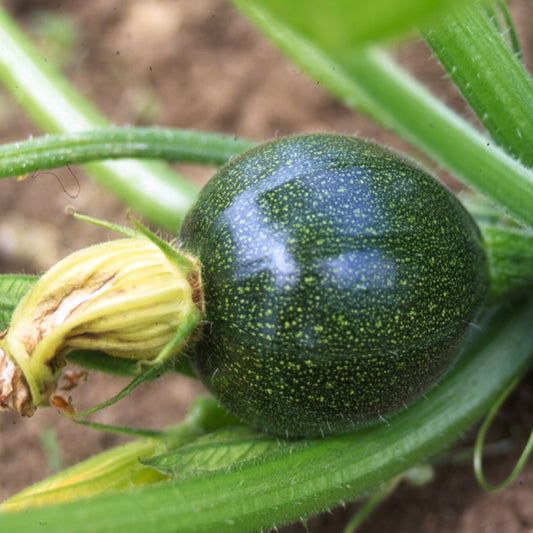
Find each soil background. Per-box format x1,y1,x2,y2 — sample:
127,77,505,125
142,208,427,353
1,1,533,532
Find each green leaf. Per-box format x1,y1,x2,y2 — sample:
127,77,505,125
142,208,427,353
2,298,533,532
0,275,37,330
143,426,293,478
247,0,474,52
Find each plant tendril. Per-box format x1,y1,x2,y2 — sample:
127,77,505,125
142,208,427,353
18,166,81,198
474,377,533,491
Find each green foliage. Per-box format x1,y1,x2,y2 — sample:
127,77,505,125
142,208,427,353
143,426,292,478
0,8,196,230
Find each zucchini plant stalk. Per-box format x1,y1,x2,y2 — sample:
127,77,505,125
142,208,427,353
0,234,203,416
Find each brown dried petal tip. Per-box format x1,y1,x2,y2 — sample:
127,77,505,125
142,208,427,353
0,347,34,416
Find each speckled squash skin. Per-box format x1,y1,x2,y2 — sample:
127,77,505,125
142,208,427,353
179,134,488,437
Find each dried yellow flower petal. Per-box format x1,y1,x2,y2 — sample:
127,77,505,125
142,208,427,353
0,237,202,415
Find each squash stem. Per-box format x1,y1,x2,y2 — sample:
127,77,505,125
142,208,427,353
466,197,533,304
480,223,533,305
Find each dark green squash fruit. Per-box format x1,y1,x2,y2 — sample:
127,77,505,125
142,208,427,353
179,133,488,438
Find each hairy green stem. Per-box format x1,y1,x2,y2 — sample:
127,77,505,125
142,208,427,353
0,128,256,178
480,224,533,303
423,2,533,166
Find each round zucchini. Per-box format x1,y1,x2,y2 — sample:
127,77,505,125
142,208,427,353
179,133,488,437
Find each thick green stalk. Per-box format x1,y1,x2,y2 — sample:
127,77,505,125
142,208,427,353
480,224,533,303
2,298,533,532
0,128,255,178
0,7,197,230
423,2,533,166
461,196,533,302
232,1,533,229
